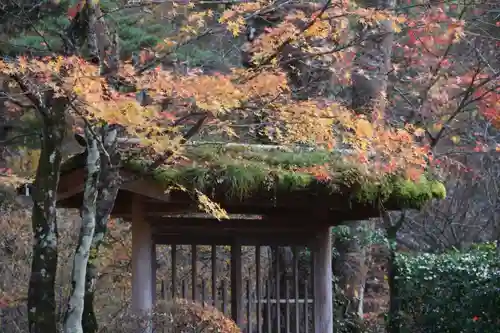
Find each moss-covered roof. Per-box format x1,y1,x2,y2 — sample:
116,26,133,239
61,143,446,210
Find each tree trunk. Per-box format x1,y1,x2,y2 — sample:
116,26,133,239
332,222,370,329
27,95,67,333
82,126,121,333
351,0,395,115
334,0,396,324
64,126,101,333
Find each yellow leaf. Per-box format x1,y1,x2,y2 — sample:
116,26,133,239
73,86,83,95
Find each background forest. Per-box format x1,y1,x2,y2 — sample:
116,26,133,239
0,0,499,333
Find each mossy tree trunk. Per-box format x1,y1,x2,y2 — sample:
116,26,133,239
24,88,68,333
82,126,121,333
64,125,101,333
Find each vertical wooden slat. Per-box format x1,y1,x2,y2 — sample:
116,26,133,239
202,279,207,307
266,280,272,333
246,279,252,333
171,245,177,299
222,279,228,315
310,249,316,333
274,246,281,333
152,243,156,303
161,280,166,301
231,243,243,326
293,247,300,333
304,279,309,333
256,245,262,333
192,244,198,301
182,280,188,299
212,245,217,307
161,276,165,333
285,279,290,333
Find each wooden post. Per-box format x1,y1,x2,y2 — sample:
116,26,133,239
231,241,243,326
132,195,153,333
312,227,333,333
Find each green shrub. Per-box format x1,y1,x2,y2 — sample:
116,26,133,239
396,244,500,333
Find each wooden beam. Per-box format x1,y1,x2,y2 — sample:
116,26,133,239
121,170,171,202
153,234,313,246
312,227,333,333
116,200,380,223
149,217,322,233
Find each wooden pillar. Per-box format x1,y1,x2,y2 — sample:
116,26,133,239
131,196,153,332
231,241,243,326
312,227,333,333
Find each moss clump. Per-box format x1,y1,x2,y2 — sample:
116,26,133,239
125,153,318,199
60,143,445,208
121,144,446,208
390,177,447,208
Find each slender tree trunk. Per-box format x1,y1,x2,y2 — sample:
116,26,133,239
27,95,68,333
64,126,101,333
334,0,396,323
82,126,121,333
351,0,395,115
332,223,368,330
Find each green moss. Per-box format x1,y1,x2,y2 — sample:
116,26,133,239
120,145,446,208
430,182,447,199
66,144,445,209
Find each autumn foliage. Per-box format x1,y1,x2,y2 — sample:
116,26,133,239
1,0,498,186
0,56,427,182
